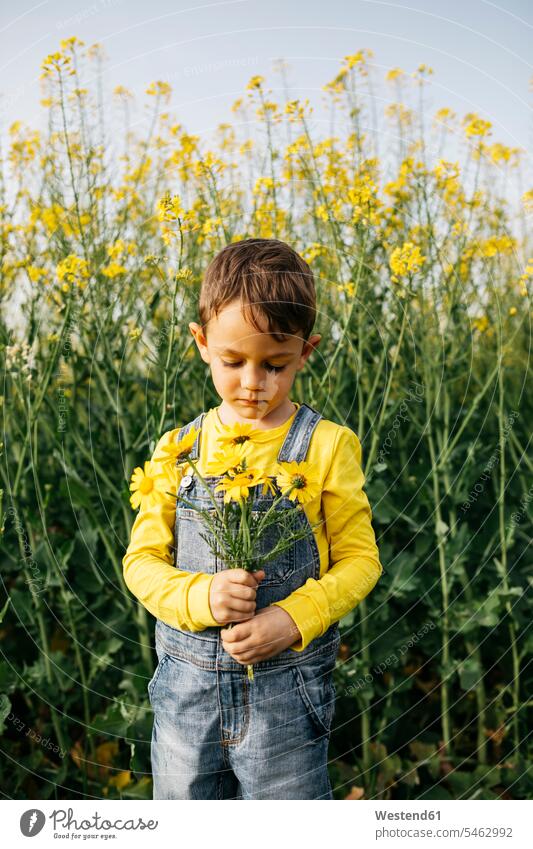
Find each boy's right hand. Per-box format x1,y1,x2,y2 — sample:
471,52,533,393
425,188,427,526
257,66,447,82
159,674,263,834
209,568,265,625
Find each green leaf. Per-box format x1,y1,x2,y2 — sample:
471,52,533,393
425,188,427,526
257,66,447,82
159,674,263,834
120,776,153,799
0,596,11,623
387,553,420,598
0,693,12,734
458,658,481,691
92,702,132,737
475,593,502,628
436,519,449,538
59,477,93,510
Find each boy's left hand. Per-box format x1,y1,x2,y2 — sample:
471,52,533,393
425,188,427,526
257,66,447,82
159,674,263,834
221,606,300,663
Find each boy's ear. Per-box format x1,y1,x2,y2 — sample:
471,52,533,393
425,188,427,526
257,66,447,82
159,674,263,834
188,322,210,364
297,333,321,368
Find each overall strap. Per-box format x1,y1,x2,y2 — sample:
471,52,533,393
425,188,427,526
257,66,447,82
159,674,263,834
176,411,205,462
277,402,323,463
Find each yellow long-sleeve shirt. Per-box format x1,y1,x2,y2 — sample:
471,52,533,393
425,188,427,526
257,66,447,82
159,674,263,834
122,401,383,651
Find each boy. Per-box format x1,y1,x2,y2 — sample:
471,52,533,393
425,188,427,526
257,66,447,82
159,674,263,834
122,237,383,800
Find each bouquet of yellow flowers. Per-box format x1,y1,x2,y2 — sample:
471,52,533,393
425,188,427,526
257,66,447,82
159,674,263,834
130,421,320,682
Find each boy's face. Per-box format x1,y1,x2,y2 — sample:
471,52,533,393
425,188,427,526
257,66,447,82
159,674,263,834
189,299,321,425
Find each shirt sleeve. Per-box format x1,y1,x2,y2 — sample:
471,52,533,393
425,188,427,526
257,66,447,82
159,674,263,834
272,425,383,651
122,430,220,631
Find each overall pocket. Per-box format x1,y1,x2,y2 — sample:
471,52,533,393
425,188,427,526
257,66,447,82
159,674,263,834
251,512,296,586
175,507,217,573
291,654,337,736
147,653,171,702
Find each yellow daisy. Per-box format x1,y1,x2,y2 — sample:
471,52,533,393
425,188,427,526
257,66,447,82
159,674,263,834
275,460,320,505
214,468,265,503
259,474,278,496
129,460,176,510
206,445,248,476
217,421,261,450
160,426,200,465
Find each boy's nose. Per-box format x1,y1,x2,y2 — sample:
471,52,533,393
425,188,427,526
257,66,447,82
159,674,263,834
241,370,266,392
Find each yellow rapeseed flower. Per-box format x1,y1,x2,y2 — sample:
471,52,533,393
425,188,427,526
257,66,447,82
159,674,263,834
40,51,74,79
146,81,172,101
433,107,456,126
303,243,329,263
107,239,136,259
472,316,489,333
101,261,127,278
56,254,89,289
27,266,47,283
386,67,405,82
157,192,183,222
389,242,426,281
413,64,434,81
521,190,533,213
275,460,320,505
480,235,516,258
60,36,85,52
108,771,132,791
463,113,492,139
246,75,264,91
113,85,133,100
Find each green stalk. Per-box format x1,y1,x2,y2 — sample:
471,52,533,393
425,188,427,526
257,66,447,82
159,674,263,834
10,501,67,757
364,307,408,472
359,597,372,773
441,390,487,764
156,234,183,435
495,340,521,752
317,233,368,395
31,430,94,741
253,486,296,538
12,296,74,497
427,423,451,755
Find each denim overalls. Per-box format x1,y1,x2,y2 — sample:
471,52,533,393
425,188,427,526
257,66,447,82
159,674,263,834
148,402,340,799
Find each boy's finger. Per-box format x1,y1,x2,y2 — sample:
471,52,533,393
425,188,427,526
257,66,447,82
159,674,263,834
221,621,252,642
228,569,260,587
253,570,266,583
226,596,256,613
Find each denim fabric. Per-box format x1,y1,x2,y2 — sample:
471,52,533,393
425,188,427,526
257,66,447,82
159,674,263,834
149,402,340,799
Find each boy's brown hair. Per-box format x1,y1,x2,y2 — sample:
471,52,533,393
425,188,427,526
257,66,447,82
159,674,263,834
199,238,316,343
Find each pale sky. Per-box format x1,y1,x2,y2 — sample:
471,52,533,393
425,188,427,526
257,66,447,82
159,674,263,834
1,0,531,180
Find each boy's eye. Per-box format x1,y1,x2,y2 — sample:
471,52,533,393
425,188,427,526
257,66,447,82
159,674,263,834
222,361,286,373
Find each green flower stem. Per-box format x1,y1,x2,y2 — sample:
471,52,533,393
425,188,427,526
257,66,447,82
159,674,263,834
436,359,501,473
253,484,297,538
31,432,101,765
440,389,488,765
155,236,183,435
358,597,372,774
317,232,368,395
364,307,408,472
58,70,89,257
495,337,520,754
11,500,67,757
12,295,75,498
185,456,225,525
